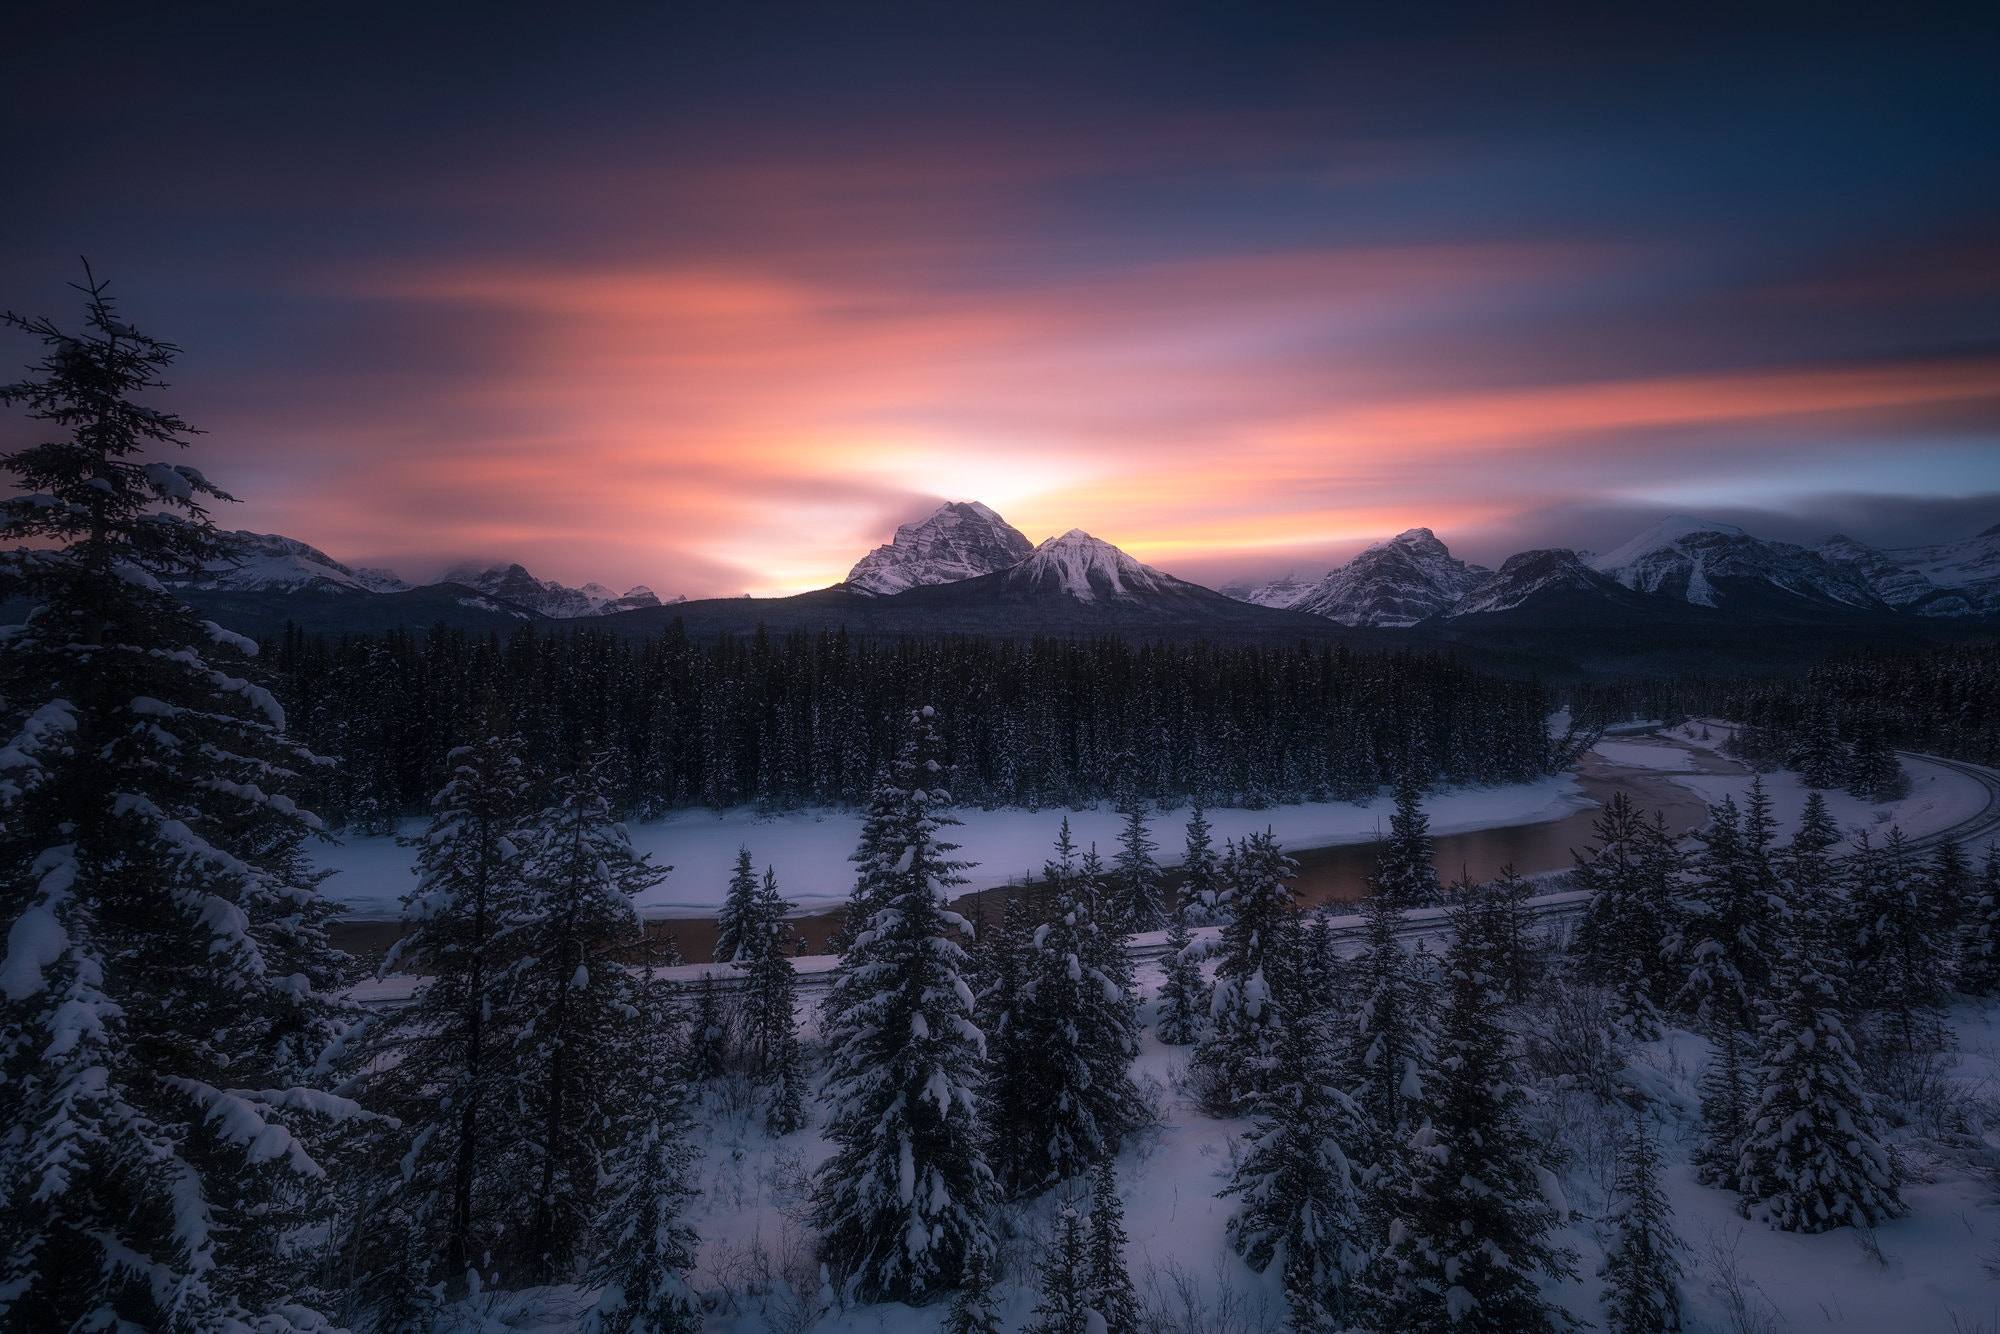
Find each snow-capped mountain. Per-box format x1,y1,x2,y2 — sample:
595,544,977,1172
187,531,413,596
1816,535,1977,617
845,501,1035,595
437,563,668,619
998,529,1187,603
1284,528,1494,626
1586,515,1885,613
1222,572,1317,608
1444,549,1626,618
1885,522,2000,615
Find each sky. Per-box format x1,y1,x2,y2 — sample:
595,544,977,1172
3,1,1998,596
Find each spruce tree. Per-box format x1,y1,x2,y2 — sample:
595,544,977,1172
514,754,673,1283
1474,864,1541,1005
1087,1158,1140,1334
0,272,364,1332
1572,792,1680,1038
1844,713,1905,802
683,974,727,1086
1006,823,1145,1192
1843,828,1953,1056
1673,784,1784,1032
1369,767,1441,908
1363,896,1576,1333
1224,1004,1367,1331
1154,894,1210,1045
1598,1118,1684,1334
1193,830,1299,1115
942,1248,1004,1334
745,868,807,1133
581,968,700,1334
1025,1203,1093,1334
1110,797,1165,932
1960,847,2000,998
1180,803,1224,924
1790,702,1847,790
1343,892,1436,1172
1691,1022,1755,1190
1736,899,1901,1232
351,734,535,1312
714,845,761,964
979,885,1042,1192
810,706,995,1304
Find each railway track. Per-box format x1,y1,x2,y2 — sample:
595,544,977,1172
351,746,2000,1008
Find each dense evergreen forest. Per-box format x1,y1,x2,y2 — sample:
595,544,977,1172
269,625,1566,829
1565,640,2000,770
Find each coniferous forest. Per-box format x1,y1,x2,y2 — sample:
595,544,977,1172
5,281,2000,1334
268,626,1563,830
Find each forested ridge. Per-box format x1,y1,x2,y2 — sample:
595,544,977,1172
269,625,1564,829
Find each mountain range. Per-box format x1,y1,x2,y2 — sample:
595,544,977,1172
159,505,2000,677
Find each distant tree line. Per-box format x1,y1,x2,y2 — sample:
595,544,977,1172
267,625,1565,829
1565,640,2000,771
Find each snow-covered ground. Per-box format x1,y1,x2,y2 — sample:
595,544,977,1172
444,983,2000,1334
312,776,1592,919
1589,738,1699,771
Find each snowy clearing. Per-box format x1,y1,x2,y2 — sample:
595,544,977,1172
1662,754,1994,850
1588,738,1698,771
312,775,1591,919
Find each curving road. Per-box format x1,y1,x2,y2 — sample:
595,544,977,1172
1900,751,2000,853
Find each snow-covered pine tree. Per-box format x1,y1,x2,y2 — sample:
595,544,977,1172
979,884,1042,1193
1690,1021,1754,1190
1006,822,1146,1192
1109,797,1165,932
1362,894,1576,1334
1572,792,1680,1037
1790,702,1847,790
1735,897,1901,1232
1842,827,1953,1057
1343,891,1436,1174
1224,1000,1367,1331
1925,838,1973,946
513,753,673,1283
714,845,760,964
1598,1117,1684,1334
1843,712,1905,802
744,867,807,1133
942,1248,1004,1334
1153,891,1210,1045
1087,1158,1140,1334
1960,847,2000,998
1180,803,1224,924
1368,768,1441,909
349,733,536,1313
684,974,727,1086
1193,829,1299,1115
819,751,908,1014
810,706,995,1304
1779,789,1843,939
1025,1203,1092,1334
1673,783,1783,1032
0,272,369,1333
581,966,700,1334
1474,864,1540,1004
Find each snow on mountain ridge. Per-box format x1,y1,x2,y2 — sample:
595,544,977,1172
1587,515,1747,575
1589,517,1883,612
1278,528,1494,626
1003,529,1178,602
189,531,411,596
845,500,1035,595
436,562,666,618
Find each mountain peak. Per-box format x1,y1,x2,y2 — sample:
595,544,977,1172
1278,527,1492,626
1589,515,1748,574
1006,529,1174,602
845,500,1034,595
435,562,665,617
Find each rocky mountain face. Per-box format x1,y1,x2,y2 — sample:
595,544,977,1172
188,531,413,596
999,529,1187,602
1283,528,1494,626
1444,548,1628,618
438,563,669,619
1222,572,1317,608
1587,516,1885,613
1817,523,2000,618
844,501,1035,594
